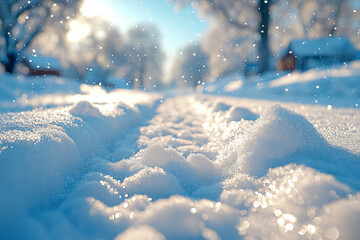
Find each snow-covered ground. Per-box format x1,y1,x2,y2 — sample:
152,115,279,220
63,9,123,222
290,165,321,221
1,65,360,239
203,61,360,109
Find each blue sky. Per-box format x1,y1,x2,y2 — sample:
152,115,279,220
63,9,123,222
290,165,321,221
81,0,208,57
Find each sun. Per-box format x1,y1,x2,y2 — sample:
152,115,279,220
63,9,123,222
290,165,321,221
67,20,91,42
80,0,110,17
67,0,113,42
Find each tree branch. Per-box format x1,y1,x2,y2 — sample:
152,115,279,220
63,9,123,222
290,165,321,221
205,0,254,30
0,56,8,66
19,22,45,57
13,0,43,21
330,0,344,36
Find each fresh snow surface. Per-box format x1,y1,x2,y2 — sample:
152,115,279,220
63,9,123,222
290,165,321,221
203,60,360,108
0,72,360,240
24,54,64,71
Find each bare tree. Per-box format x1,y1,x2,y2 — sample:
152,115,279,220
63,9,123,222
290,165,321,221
0,0,82,73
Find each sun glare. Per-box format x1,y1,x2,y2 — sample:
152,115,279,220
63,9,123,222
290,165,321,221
81,0,110,17
67,20,91,42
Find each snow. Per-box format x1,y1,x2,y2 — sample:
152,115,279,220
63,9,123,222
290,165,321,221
1,63,360,239
115,225,166,240
107,77,131,89
219,105,326,176
24,54,64,71
204,61,360,108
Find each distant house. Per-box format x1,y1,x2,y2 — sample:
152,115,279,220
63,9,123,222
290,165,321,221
277,37,356,71
22,55,63,76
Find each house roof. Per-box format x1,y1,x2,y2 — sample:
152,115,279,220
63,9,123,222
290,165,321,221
286,36,356,58
24,54,63,71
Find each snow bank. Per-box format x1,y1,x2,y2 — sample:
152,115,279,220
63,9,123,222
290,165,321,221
203,61,360,108
0,109,82,228
0,74,81,111
267,62,360,104
0,84,160,238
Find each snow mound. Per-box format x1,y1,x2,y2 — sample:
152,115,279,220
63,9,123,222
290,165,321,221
68,172,123,207
121,167,183,199
219,104,360,189
314,194,360,240
138,195,240,240
228,106,258,121
187,153,221,186
103,143,222,197
212,102,231,112
220,105,326,176
70,101,103,118
136,143,186,167
55,194,240,239
224,164,358,239
115,225,166,240
0,111,82,226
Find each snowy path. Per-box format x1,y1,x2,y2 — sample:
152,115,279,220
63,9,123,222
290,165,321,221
1,85,360,239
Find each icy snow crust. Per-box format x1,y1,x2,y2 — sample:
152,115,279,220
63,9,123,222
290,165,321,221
1,77,360,239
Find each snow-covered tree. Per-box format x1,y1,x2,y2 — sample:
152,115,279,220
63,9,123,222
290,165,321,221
124,24,164,89
269,0,356,53
201,24,256,79
170,0,276,73
32,17,164,88
336,0,360,48
170,0,359,75
0,0,82,73
80,25,127,86
171,43,209,88
66,17,126,78
32,15,128,81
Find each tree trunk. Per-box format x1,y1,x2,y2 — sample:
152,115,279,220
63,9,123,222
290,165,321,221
258,0,271,73
139,55,147,89
5,53,16,74
330,0,344,36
